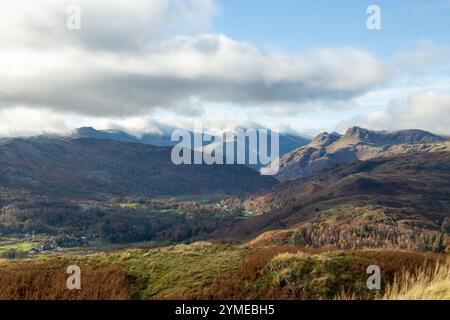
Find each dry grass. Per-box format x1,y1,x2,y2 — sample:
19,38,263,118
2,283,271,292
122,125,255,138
0,260,131,300
185,246,312,300
382,259,450,300
190,248,447,300
0,245,447,300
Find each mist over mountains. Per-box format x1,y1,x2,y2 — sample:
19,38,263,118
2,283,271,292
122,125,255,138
74,126,309,148
74,126,310,171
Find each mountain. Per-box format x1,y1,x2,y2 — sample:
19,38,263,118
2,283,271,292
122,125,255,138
274,133,310,155
0,137,277,198
74,127,177,147
213,151,450,248
273,127,449,182
200,130,309,171
75,127,309,171
343,126,446,144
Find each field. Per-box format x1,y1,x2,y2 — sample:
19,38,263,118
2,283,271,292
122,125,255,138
0,236,41,259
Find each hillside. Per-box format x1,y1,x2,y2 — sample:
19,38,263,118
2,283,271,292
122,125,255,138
0,243,447,300
274,127,449,182
0,137,277,198
74,126,193,147
214,151,450,251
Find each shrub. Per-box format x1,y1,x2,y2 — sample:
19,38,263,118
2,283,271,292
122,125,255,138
288,230,308,246
441,218,450,234
0,249,28,260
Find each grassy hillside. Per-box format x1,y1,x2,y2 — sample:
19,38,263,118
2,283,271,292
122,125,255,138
0,243,448,300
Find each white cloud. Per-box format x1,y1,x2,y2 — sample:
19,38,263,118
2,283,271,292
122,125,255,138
6,1,449,138
0,0,218,50
0,107,71,137
337,91,450,135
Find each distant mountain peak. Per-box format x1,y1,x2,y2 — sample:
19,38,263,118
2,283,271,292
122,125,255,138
343,126,445,145
76,126,97,134
273,126,449,182
73,127,139,144
312,131,341,145
344,126,372,139
70,127,310,167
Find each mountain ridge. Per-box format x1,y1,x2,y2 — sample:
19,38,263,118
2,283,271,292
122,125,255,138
212,151,450,249
0,136,277,198
274,127,449,182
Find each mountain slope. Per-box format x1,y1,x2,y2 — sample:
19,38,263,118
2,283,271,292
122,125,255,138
274,127,449,182
213,151,450,249
200,130,309,171
74,127,309,154
0,137,277,198
74,127,177,147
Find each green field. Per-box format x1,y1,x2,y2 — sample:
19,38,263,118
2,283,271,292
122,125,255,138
0,236,39,255
155,193,230,204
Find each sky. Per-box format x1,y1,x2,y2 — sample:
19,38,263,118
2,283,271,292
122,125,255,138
0,0,449,137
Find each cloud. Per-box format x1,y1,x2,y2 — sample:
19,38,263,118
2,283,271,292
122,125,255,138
0,107,71,137
0,0,218,50
336,91,450,135
0,1,390,118
394,41,450,73
0,34,391,117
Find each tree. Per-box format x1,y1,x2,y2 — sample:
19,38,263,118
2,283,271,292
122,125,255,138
289,230,307,246
441,218,450,234
432,233,445,253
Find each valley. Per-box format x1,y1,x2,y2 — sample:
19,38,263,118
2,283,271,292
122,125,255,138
3,0,450,305
0,126,449,300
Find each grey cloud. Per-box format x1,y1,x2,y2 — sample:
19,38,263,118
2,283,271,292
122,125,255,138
0,35,391,117
0,2,390,118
